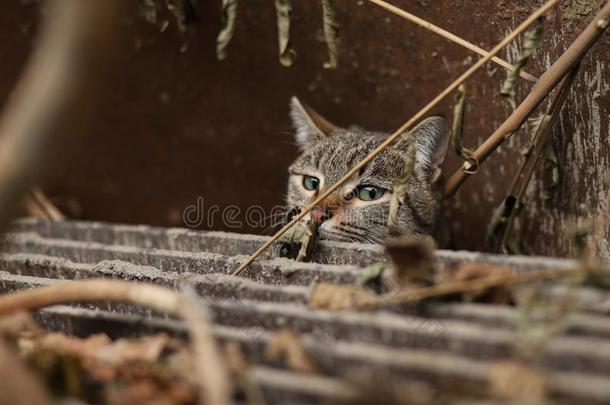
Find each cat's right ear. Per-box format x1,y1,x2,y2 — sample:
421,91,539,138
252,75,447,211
290,97,339,150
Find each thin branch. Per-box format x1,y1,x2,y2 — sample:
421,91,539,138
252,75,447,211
368,0,537,83
359,266,584,310
443,1,610,197
0,280,231,405
232,0,561,276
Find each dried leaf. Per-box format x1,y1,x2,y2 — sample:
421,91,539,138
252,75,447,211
33,333,112,360
165,0,199,34
388,140,416,236
321,0,339,69
500,18,544,109
438,262,512,303
488,361,547,401
140,0,158,24
0,311,42,339
95,334,171,366
265,328,316,374
451,84,478,173
357,262,386,285
309,282,379,310
275,0,297,67
385,237,436,287
527,113,552,147
278,220,318,262
217,0,238,60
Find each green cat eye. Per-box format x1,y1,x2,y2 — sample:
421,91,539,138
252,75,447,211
302,175,320,191
357,185,385,201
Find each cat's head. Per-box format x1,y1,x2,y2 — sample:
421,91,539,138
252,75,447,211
286,97,450,243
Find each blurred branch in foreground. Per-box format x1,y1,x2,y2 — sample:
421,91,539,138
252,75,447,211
0,0,122,233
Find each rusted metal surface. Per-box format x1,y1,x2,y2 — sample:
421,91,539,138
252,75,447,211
1,219,610,403
0,1,608,258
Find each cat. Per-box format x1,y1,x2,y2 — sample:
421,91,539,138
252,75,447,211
286,97,450,244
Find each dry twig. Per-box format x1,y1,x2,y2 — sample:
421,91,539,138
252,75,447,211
24,187,65,221
358,266,584,310
368,0,537,82
233,0,561,276
0,280,231,405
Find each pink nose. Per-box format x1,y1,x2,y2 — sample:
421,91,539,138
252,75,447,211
310,207,329,225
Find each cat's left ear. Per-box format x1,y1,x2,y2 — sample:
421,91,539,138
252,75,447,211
290,97,340,150
396,116,450,180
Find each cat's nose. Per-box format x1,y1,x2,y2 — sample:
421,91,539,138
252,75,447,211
310,206,330,225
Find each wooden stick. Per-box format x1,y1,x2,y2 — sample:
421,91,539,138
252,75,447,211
0,280,231,405
368,0,538,83
443,1,610,197
232,0,561,276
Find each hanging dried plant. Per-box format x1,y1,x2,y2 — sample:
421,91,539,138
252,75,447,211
140,0,158,24
500,18,544,109
165,0,199,34
321,0,339,69
451,84,479,173
275,0,297,67
217,0,238,60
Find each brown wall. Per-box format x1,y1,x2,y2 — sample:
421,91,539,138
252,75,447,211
1,1,609,258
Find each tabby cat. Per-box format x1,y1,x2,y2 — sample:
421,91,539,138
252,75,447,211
286,97,450,244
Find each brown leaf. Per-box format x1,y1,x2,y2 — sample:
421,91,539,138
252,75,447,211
309,282,379,311
95,333,171,366
278,220,318,262
488,361,547,401
35,332,111,360
438,262,512,303
384,237,437,287
0,311,43,340
264,328,316,374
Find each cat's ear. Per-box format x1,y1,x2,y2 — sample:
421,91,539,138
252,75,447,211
290,97,340,149
397,116,450,176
